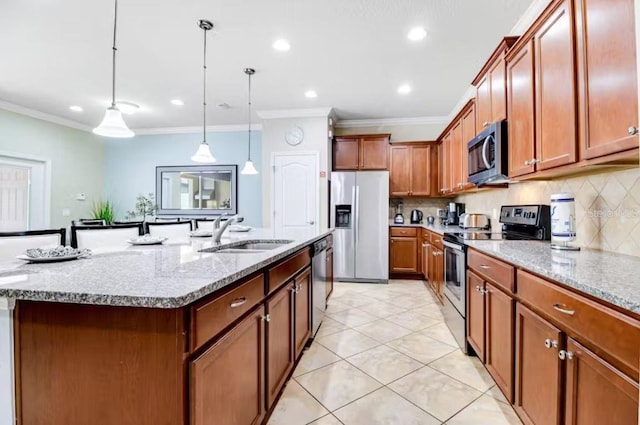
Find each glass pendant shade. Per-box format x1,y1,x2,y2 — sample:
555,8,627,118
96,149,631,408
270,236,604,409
93,107,134,138
191,141,216,163
241,160,258,175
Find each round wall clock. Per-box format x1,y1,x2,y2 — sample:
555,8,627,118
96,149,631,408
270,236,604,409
285,126,304,146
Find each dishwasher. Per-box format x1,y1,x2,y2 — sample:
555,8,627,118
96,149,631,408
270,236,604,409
310,237,328,338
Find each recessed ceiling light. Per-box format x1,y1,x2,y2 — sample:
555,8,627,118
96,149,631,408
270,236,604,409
115,101,140,115
272,39,291,51
305,90,318,99
69,105,83,112
397,84,412,95
407,27,427,41
170,99,184,106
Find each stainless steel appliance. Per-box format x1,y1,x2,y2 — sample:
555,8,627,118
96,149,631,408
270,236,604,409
446,202,465,226
459,213,490,230
311,237,328,337
467,120,508,185
394,201,404,224
437,209,448,225
441,204,551,354
410,210,423,224
331,171,389,283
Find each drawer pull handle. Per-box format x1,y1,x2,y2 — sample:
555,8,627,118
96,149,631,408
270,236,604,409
559,350,574,361
262,314,271,322
230,297,247,308
479,265,491,269
544,339,558,349
552,303,575,316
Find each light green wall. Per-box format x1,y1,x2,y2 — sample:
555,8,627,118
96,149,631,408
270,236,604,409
0,109,104,228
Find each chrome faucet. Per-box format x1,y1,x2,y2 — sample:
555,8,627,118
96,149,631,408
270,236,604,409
212,213,227,231
213,215,242,243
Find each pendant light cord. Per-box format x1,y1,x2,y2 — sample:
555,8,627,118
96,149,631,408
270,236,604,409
111,0,118,107
202,26,207,144
247,72,252,160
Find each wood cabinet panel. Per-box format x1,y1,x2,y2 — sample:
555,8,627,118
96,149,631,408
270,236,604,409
294,267,311,358
460,104,476,189
467,249,515,293
333,137,359,170
389,145,411,196
467,271,486,362
489,54,508,122
268,248,310,293
515,304,563,425
359,136,389,169
390,227,417,237
191,274,264,352
451,121,464,191
564,338,639,425
421,240,430,281
191,307,265,425
441,132,452,194
534,0,578,171
390,236,418,273
485,282,515,403
266,284,294,407
575,0,639,159
326,248,333,300
507,40,536,178
476,76,492,130
517,269,640,380
410,145,433,196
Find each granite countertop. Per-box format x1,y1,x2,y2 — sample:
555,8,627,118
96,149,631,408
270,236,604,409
465,240,640,315
0,228,332,309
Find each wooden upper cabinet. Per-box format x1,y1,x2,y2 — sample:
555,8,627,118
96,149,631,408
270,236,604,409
460,103,476,189
575,0,639,159
440,133,452,194
390,143,437,197
507,40,536,178
451,121,463,192
534,0,578,171
472,37,519,132
333,134,390,170
389,145,411,196
410,145,433,196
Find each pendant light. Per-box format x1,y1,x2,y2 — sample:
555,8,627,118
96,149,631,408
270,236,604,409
241,68,258,175
191,20,216,163
93,0,134,138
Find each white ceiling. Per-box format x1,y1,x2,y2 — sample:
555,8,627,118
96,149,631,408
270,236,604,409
0,0,532,131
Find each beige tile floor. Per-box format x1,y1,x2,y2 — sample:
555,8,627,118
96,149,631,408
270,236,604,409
267,279,523,425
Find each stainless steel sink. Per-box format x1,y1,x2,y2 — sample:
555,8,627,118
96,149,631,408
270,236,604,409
201,240,293,254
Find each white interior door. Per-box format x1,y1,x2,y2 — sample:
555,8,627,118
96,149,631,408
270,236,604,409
0,165,29,231
272,152,319,239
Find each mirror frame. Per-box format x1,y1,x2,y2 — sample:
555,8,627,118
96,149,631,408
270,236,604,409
155,165,238,216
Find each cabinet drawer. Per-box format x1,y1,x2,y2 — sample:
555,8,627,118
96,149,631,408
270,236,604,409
191,274,264,352
468,249,515,293
422,229,430,240
268,248,311,293
429,232,443,249
390,227,417,237
517,270,640,380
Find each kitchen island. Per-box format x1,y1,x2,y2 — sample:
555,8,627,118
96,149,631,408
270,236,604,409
0,228,332,425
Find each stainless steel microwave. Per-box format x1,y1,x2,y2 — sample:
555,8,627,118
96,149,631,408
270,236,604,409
467,120,509,185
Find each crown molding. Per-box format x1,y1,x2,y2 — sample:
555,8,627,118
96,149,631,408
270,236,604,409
134,124,263,135
0,100,92,132
256,107,334,120
446,86,476,122
335,116,448,129
509,0,553,35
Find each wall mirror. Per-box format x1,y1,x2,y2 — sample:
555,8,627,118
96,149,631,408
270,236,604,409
156,165,238,216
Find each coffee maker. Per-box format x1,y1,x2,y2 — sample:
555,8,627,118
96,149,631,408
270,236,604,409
446,202,465,226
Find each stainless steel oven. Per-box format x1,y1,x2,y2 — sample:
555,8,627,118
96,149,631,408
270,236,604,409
441,239,468,353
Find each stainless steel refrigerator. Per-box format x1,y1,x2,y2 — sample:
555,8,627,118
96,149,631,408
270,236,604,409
330,171,389,283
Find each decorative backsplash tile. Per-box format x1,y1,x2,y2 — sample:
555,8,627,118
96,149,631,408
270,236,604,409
389,198,449,221
456,168,640,257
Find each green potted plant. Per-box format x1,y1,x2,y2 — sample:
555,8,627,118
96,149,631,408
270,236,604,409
125,193,159,221
91,200,115,224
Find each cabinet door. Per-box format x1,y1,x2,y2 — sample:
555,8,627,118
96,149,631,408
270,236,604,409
440,132,453,194
437,142,446,195
435,248,444,302
294,267,311,359
389,146,411,196
515,304,562,425
410,145,433,196
461,104,476,189
467,271,486,362
326,249,333,300
390,237,418,273
421,241,430,280
333,137,359,170
507,40,536,178
360,136,389,170
564,338,639,425
485,282,515,403
450,121,463,192
489,54,507,122
476,75,492,130
191,307,265,425
575,0,639,159
266,284,294,407
534,0,578,171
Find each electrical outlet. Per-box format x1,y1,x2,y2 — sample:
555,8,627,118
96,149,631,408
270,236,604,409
76,193,86,201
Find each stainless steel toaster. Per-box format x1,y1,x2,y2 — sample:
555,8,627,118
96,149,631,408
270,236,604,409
459,213,490,229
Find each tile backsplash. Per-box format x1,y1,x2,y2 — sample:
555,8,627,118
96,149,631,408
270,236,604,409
389,198,449,221
455,168,640,257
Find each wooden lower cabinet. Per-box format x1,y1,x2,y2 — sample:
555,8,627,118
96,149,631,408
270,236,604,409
467,271,486,362
421,240,430,281
294,267,311,358
485,282,515,403
326,248,333,300
564,339,639,425
191,306,266,425
390,236,418,273
266,283,295,407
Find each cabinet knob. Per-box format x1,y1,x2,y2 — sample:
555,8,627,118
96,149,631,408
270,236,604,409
483,122,490,128
475,285,481,292
558,350,574,361
262,314,271,322
628,126,639,136
544,338,558,349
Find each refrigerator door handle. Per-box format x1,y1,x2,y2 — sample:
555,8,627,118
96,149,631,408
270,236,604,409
354,185,359,245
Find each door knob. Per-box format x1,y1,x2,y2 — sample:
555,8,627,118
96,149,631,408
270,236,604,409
308,221,315,225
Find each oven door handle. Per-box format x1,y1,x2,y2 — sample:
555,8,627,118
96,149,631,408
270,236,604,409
481,135,494,170
443,240,464,251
